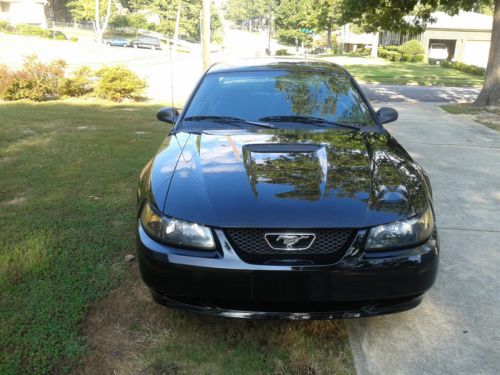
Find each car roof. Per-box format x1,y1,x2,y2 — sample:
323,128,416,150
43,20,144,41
207,58,350,75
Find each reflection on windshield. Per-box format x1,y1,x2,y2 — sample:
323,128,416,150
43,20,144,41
184,69,375,127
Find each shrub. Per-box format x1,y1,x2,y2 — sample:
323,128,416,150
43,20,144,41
275,48,290,56
385,45,399,51
402,53,413,62
0,55,66,101
61,66,94,97
398,40,424,55
95,66,146,101
348,47,370,56
0,20,12,32
0,64,14,98
69,36,78,42
377,48,388,58
15,24,50,38
441,61,485,76
414,53,424,62
55,34,66,40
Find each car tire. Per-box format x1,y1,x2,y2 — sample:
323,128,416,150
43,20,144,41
133,44,138,48
123,43,127,47
106,42,111,46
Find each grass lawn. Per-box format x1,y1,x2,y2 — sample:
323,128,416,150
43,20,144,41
344,62,484,87
441,103,500,132
0,100,354,374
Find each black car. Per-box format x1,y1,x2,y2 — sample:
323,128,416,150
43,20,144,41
130,36,161,50
137,59,439,319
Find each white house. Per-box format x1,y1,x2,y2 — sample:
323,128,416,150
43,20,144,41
0,0,47,28
381,11,493,67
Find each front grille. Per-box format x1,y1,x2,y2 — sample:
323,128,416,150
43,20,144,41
225,228,356,265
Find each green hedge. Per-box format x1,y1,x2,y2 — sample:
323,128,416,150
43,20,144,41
378,40,425,63
440,60,485,76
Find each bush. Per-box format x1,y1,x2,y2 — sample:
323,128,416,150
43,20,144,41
385,45,400,51
1,55,66,101
348,47,370,56
15,24,50,38
441,61,485,76
377,48,388,58
398,40,424,56
275,48,290,56
414,53,424,62
0,20,12,32
55,34,66,40
69,36,78,42
402,53,413,62
61,66,94,97
95,66,146,101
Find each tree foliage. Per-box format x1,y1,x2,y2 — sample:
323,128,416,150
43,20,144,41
340,0,493,32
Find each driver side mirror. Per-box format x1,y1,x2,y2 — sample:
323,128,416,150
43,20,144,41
377,107,398,125
156,107,179,124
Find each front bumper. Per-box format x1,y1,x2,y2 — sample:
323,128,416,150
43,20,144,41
137,223,439,319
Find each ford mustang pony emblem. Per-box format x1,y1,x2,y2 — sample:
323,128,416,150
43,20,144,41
265,233,316,250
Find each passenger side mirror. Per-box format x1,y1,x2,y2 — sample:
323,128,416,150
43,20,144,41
377,107,398,125
156,107,179,124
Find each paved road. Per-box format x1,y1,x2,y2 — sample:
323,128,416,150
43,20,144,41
346,102,500,375
362,84,481,103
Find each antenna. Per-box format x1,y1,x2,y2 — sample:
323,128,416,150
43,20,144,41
169,13,175,114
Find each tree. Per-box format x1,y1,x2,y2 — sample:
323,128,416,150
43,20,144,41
274,0,317,46
340,0,498,107
67,0,113,44
315,0,342,50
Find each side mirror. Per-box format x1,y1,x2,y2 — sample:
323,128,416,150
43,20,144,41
377,107,398,125
156,107,179,124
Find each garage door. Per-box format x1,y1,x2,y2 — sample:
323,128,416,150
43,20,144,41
462,40,490,67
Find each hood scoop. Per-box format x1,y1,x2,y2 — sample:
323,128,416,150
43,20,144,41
242,143,328,200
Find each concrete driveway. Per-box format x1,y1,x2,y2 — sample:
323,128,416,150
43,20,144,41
347,102,500,375
363,84,481,103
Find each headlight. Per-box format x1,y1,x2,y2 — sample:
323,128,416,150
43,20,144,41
366,206,434,251
140,201,215,250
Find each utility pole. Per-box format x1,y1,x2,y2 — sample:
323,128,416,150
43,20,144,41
201,0,211,71
267,2,272,55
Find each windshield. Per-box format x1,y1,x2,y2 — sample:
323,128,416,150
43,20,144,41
183,70,376,129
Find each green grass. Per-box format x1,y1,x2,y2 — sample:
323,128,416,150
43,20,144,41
0,101,167,373
345,62,484,87
0,100,354,374
441,103,500,132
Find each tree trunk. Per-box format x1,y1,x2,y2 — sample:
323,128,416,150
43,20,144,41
327,26,332,50
173,0,181,48
94,0,102,44
201,0,210,71
474,0,500,107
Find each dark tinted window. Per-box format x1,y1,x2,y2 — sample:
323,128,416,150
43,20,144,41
184,70,375,127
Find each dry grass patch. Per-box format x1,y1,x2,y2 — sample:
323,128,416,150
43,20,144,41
75,265,354,375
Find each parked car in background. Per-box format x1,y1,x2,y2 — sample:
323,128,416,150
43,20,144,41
106,38,130,47
130,36,161,50
136,59,439,320
428,43,449,63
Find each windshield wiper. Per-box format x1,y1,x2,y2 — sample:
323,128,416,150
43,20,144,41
258,115,361,130
183,115,276,129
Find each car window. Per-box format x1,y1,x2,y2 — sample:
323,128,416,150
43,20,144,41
183,70,376,128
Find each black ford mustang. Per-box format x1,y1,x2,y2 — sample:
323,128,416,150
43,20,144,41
137,59,439,319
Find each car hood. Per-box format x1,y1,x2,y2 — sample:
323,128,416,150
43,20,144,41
158,129,428,228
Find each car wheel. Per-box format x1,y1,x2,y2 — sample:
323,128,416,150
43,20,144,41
106,42,111,46
150,45,154,50
133,44,138,48
123,43,127,47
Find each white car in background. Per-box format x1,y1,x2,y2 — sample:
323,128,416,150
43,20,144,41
428,43,449,63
